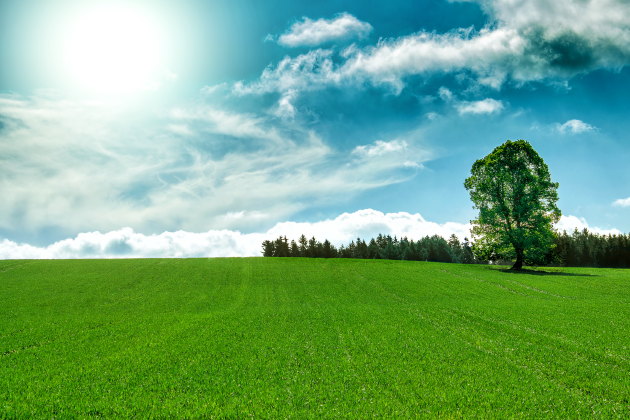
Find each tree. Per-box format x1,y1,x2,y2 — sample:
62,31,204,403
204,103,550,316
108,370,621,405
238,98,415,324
261,240,275,257
290,239,299,257
366,238,379,259
298,234,308,257
323,239,333,258
464,140,561,270
273,236,289,257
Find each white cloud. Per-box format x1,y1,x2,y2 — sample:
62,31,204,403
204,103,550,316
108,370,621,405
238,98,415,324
438,87,453,101
0,228,264,259
276,13,373,48
238,0,630,95
166,124,193,136
218,211,268,222
456,98,504,115
352,140,407,156
2,210,623,259
613,197,630,207
273,89,298,119
555,215,621,236
200,83,227,95
233,49,338,95
0,209,472,259
351,139,424,169
0,94,427,238
164,69,178,81
557,119,596,134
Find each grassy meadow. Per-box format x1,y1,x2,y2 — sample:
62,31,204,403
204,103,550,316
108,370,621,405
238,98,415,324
1,258,629,418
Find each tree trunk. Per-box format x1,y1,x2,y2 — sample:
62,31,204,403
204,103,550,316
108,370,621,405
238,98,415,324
511,249,524,270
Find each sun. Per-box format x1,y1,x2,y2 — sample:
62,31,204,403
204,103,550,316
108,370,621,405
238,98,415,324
64,6,162,93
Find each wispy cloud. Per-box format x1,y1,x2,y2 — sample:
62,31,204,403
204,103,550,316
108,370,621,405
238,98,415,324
273,13,373,48
352,140,407,156
0,93,427,239
164,69,178,81
273,89,298,119
351,139,425,171
438,87,454,101
200,83,228,96
456,98,504,115
557,119,596,134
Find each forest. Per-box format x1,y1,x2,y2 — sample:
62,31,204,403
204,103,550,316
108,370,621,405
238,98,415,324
261,229,630,268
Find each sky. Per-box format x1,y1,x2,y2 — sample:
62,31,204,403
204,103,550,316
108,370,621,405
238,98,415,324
1,0,629,258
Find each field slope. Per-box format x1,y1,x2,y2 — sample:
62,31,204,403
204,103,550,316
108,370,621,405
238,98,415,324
1,258,629,418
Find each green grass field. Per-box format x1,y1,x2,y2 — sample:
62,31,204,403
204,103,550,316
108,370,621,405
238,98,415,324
1,258,629,419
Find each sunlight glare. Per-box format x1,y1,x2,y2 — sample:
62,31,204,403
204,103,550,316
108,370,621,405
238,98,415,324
65,7,161,93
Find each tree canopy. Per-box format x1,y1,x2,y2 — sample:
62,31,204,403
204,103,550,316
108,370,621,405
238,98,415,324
464,140,561,269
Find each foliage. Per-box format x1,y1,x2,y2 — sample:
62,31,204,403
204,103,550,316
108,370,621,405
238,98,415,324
1,258,629,418
262,233,482,264
553,228,630,268
464,140,561,269
262,229,630,268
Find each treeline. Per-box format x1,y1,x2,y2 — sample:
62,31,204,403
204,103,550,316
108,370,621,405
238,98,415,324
554,229,630,268
262,233,478,264
262,229,630,268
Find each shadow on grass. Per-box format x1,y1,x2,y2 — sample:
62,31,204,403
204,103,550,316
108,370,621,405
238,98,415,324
498,269,600,277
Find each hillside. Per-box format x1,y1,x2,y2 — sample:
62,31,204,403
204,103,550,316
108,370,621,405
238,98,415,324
1,258,629,418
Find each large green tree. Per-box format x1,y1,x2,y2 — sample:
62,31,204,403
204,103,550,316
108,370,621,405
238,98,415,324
464,140,561,269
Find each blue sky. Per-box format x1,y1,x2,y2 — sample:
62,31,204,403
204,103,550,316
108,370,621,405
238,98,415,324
1,0,629,257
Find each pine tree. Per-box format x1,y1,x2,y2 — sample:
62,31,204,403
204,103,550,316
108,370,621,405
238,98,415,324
298,234,308,257
290,239,299,257
323,239,333,258
261,240,275,257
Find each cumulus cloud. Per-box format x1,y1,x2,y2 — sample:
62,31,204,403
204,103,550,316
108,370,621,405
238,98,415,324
275,13,373,47
456,98,504,115
0,228,264,259
612,197,630,207
1,210,622,259
0,209,472,259
238,0,630,95
557,119,596,134
555,215,621,236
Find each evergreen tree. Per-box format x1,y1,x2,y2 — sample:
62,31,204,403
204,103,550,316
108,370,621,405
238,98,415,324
368,238,380,259
380,240,400,260
448,234,462,263
308,236,317,258
347,240,356,258
261,240,275,257
290,239,299,257
314,240,324,258
461,237,475,264
273,236,289,257
376,234,387,249
323,239,333,258
298,234,308,257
